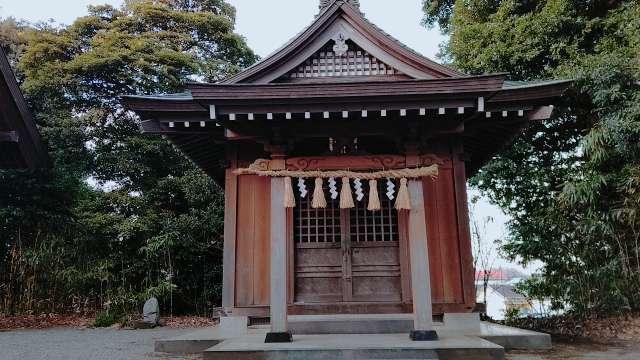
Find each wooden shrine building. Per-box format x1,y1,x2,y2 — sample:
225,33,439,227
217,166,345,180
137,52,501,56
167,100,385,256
125,0,568,342
0,47,48,169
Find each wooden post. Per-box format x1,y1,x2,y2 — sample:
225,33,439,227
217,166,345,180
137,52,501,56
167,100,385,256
265,177,293,343
221,148,238,313
407,180,438,341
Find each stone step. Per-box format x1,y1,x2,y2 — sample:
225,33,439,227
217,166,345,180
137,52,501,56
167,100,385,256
204,333,504,360
288,313,415,334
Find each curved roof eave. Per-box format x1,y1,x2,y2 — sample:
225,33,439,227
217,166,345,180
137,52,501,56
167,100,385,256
0,48,49,169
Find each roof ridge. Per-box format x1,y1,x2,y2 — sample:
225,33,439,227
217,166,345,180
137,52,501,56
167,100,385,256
319,0,360,14
196,73,506,88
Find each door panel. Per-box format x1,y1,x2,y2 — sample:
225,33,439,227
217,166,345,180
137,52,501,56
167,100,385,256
293,181,343,303
348,181,402,302
351,242,401,302
294,179,402,305
295,245,343,303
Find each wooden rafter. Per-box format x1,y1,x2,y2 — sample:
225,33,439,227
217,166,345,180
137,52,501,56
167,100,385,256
0,131,19,143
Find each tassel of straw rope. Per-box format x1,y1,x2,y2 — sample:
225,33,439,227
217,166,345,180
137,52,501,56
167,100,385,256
283,177,296,208
311,177,327,209
367,180,381,211
395,178,411,210
340,177,355,209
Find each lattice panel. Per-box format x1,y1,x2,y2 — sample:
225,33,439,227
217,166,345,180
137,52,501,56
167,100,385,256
284,40,402,80
350,180,399,242
294,181,341,244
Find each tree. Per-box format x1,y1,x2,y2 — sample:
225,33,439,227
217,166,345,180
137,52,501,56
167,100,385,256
1,0,256,316
469,198,498,306
422,0,640,315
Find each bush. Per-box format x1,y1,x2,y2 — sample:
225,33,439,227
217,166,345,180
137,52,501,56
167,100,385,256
504,307,522,326
93,310,122,328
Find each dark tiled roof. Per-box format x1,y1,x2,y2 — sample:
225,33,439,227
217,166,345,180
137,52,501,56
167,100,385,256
491,285,527,300
503,79,571,90
125,91,194,101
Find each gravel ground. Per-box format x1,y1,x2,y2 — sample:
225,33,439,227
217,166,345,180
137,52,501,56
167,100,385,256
507,340,640,360
2,327,639,360
0,327,201,360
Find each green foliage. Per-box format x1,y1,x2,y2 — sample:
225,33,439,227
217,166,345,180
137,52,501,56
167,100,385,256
93,310,123,328
0,0,255,316
504,307,522,326
423,0,640,315
422,0,456,32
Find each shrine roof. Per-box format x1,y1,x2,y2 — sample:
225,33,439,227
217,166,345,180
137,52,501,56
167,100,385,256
124,77,570,112
123,78,570,182
122,0,572,183
0,48,49,169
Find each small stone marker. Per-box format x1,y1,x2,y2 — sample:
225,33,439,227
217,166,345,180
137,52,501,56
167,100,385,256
143,297,159,326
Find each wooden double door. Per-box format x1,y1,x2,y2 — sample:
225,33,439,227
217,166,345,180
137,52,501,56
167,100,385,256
293,182,403,305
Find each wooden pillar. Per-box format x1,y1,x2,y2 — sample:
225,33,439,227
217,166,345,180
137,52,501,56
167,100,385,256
265,177,293,343
408,180,438,341
221,148,238,313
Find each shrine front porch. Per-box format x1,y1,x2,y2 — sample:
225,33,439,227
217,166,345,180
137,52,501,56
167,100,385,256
154,313,551,359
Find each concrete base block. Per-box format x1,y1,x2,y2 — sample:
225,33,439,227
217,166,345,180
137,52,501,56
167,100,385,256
208,348,441,360
219,316,248,337
154,314,550,357
479,323,552,350
443,313,482,334
289,314,413,334
204,333,504,360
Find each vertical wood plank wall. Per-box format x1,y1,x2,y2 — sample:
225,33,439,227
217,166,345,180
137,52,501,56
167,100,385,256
231,153,475,314
422,155,474,311
235,175,271,307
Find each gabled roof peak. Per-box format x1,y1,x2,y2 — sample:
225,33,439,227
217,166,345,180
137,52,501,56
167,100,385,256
223,2,464,84
320,0,360,13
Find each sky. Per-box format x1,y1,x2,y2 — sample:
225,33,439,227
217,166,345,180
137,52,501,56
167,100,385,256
0,0,446,59
0,0,536,273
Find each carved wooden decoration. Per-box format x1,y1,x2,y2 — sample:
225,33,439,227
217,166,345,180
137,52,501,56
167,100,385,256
320,0,360,12
420,154,451,168
286,155,407,171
